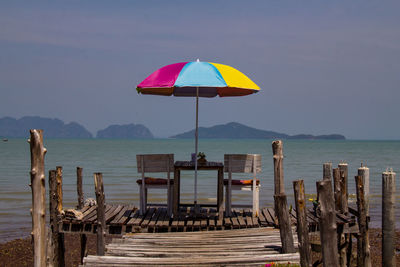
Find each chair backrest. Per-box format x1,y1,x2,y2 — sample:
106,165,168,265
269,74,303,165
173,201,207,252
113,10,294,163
136,154,174,174
224,154,261,174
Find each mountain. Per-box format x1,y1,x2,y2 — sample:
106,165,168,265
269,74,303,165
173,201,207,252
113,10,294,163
0,116,92,138
170,122,345,140
96,123,154,139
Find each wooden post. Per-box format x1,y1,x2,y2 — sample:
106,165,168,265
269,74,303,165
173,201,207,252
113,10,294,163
293,180,311,267
48,170,65,267
355,175,371,267
382,170,396,267
317,179,339,267
274,194,295,253
80,234,87,264
272,140,294,253
333,168,346,267
77,167,84,210
272,140,285,195
338,163,348,214
338,163,351,266
56,166,63,214
323,162,332,180
29,129,47,267
94,173,105,256
76,166,87,264
333,168,342,211
358,165,369,216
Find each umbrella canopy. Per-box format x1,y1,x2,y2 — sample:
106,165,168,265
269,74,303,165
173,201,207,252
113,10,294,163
136,60,260,208
137,61,260,96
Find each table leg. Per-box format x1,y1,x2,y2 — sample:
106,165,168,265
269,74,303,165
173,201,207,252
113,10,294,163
173,169,180,216
217,167,224,218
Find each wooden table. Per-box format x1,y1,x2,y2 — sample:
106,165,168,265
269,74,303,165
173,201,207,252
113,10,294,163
173,161,224,218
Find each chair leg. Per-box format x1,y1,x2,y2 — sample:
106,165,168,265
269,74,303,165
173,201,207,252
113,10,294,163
225,185,232,217
139,184,145,215
144,188,148,210
167,185,173,216
252,185,260,217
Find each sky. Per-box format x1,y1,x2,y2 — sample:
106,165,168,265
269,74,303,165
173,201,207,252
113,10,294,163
0,1,399,139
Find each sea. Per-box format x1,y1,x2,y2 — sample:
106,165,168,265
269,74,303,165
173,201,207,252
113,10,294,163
1,138,399,242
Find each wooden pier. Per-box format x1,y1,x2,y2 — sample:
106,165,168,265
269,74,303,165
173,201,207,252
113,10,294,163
82,227,300,266
61,205,280,235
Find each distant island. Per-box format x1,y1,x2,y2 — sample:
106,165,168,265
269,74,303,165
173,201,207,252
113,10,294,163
0,117,154,139
0,116,93,138
96,124,153,139
0,117,345,140
170,122,346,140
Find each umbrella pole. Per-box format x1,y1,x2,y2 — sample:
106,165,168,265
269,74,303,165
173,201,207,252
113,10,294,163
194,87,199,210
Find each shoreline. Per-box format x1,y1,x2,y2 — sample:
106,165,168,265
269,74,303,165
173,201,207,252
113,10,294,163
1,228,399,267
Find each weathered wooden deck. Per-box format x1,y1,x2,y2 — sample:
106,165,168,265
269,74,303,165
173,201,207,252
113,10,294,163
82,227,300,266
61,203,356,235
61,204,280,234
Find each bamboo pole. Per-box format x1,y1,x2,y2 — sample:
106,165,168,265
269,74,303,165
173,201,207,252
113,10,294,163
382,170,396,267
293,180,311,266
94,173,105,256
317,179,339,267
355,175,371,267
29,129,47,267
77,167,84,210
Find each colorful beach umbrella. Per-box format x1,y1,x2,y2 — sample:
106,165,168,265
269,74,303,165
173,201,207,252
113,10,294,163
136,60,260,207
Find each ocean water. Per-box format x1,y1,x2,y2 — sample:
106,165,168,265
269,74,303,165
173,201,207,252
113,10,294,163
0,138,399,241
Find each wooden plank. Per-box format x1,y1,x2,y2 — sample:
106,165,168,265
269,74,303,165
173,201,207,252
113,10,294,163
155,208,169,230
110,206,134,225
136,154,174,173
223,217,232,228
126,209,141,226
79,205,91,214
78,206,97,222
148,208,163,229
141,208,156,228
257,208,266,225
193,219,201,229
233,210,246,228
267,208,277,226
200,208,208,228
84,253,300,266
207,208,216,229
230,210,240,229
104,205,120,222
83,227,300,266
245,209,254,227
224,154,262,173
93,205,113,223
262,208,274,226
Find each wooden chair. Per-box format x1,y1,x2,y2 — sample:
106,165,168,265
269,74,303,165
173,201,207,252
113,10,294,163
224,154,262,217
136,154,174,215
